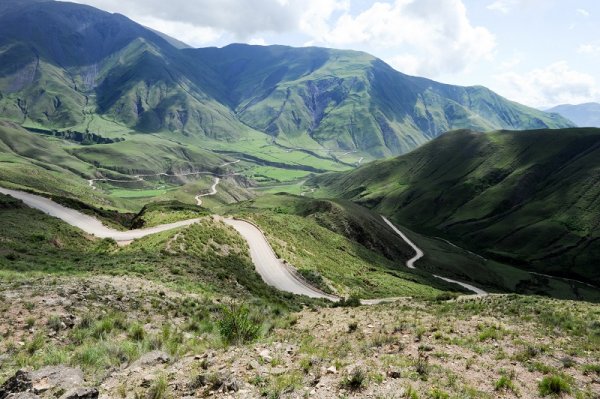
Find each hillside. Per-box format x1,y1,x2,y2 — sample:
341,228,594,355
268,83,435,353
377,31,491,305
192,44,572,158
312,128,600,286
0,0,572,162
1,189,599,398
548,103,600,128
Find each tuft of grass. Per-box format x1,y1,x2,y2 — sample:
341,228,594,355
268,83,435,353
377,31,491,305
495,375,518,394
128,323,146,341
341,368,367,391
148,374,168,399
428,388,449,399
538,374,571,396
218,303,262,345
582,363,600,375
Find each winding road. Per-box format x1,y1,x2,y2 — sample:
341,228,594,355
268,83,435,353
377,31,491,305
1,181,486,299
195,177,220,206
0,186,335,300
381,216,487,295
222,219,338,300
0,188,201,241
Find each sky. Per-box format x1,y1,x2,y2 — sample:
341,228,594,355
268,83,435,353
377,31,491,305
70,0,600,109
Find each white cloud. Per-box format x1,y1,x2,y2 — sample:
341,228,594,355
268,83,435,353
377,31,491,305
72,0,307,39
576,8,590,17
487,0,518,14
248,37,268,46
500,56,521,70
303,0,496,77
494,61,600,107
578,43,600,55
136,16,223,47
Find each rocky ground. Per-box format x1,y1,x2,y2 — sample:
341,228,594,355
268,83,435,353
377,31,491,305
0,276,599,398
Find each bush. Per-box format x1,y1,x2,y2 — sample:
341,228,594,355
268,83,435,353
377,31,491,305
538,375,571,396
347,322,358,333
218,304,262,345
334,295,361,308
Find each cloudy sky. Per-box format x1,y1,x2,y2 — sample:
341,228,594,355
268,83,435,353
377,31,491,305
71,0,599,109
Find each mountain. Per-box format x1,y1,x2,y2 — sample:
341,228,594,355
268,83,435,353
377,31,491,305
189,44,573,157
0,0,573,160
547,102,600,128
312,128,600,285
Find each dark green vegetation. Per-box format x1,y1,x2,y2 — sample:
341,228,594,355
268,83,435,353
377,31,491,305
548,102,600,128
313,128,600,294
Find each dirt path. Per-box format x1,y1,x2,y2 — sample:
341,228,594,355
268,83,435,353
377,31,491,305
195,177,220,206
381,216,488,295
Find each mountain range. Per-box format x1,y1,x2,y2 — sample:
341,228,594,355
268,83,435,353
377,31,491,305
0,0,573,160
547,102,600,128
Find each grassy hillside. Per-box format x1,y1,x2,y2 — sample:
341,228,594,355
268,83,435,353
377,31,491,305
313,128,600,287
219,193,600,301
0,121,258,211
192,44,573,159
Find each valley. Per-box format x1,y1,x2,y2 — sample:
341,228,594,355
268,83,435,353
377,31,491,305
1,0,600,398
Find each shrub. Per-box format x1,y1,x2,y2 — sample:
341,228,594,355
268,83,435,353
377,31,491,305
334,295,361,308
348,322,358,333
538,375,571,396
47,315,63,332
218,304,261,345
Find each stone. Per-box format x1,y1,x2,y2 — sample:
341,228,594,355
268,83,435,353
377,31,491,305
30,366,84,393
130,351,170,369
259,349,272,363
326,366,337,374
60,388,99,399
0,370,33,398
247,360,261,370
387,370,401,379
0,367,92,399
5,394,41,399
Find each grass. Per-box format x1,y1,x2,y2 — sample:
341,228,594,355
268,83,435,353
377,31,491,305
218,303,262,345
538,374,572,396
340,368,367,391
221,194,451,299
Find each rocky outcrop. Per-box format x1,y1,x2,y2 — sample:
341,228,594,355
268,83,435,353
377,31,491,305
0,366,98,399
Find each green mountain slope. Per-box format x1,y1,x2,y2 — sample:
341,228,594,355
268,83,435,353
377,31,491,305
191,44,573,157
0,1,573,161
312,128,600,285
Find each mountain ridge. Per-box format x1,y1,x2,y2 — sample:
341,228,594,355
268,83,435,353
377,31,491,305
0,0,573,159
547,102,600,128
